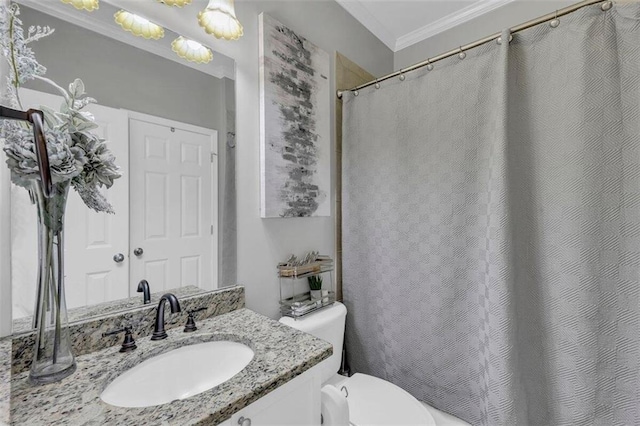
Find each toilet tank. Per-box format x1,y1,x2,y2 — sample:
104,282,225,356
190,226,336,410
280,302,347,383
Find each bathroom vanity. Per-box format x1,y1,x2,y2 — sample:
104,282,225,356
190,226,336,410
8,293,331,425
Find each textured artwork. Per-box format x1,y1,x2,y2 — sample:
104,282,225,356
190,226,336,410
259,13,330,218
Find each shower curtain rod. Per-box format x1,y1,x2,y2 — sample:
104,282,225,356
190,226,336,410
336,0,610,99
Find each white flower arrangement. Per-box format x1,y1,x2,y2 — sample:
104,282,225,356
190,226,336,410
0,4,121,214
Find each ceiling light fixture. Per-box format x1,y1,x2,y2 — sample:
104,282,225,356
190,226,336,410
171,37,213,64
60,0,99,12
114,10,165,40
156,0,192,7
198,0,243,40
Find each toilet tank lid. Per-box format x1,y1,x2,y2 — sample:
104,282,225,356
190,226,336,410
279,302,346,333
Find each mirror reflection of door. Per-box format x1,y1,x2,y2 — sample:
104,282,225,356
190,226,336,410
64,101,130,308
11,89,217,317
12,89,130,314
129,115,217,294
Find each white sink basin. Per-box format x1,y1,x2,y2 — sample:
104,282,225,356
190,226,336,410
101,341,254,408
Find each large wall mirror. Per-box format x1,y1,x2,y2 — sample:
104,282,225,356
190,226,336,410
9,0,237,333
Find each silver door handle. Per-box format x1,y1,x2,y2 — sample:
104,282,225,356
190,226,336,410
113,253,125,263
133,248,144,256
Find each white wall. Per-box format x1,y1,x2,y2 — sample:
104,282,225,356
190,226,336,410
394,0,576,70
0,0,392,335
211,1,394,318
35,0,394,320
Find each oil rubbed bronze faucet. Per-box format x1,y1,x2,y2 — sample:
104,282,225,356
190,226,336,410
0,106,52,197
151,293,181,340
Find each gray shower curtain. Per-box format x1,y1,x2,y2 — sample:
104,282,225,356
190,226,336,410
342,3,640,425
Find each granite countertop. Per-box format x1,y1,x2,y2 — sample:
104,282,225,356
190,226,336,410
11,286,245,377
10,309,332,426
1,338,11,426
12,285,207,335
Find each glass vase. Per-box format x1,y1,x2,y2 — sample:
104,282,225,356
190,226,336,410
29,180,76,384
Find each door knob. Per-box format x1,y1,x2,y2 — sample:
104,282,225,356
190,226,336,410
133,248,144,256
113,253,125,263
237,417,251,426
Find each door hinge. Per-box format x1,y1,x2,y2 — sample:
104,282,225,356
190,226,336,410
211,225,214,235
210,152,215,163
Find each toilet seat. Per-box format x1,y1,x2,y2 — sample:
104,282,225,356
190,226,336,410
327,373,436,426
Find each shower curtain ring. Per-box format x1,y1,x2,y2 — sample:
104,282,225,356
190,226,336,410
426,59,433,71
375,79,380,89
550,10,560,28
458,47,466,60
497,33,513,45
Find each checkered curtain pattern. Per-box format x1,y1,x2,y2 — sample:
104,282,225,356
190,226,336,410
342,4,640,425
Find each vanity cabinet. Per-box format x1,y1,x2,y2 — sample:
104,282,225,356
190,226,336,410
219,367,321,426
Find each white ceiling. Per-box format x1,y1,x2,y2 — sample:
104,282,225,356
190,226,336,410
336,0,517,52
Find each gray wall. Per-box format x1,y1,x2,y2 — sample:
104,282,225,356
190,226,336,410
394,1,576,69
18,5,235,290
210,1,394,319
253,1,394,78
17,1,396,320
20,6,225,131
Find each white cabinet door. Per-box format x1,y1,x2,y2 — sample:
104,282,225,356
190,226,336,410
129,116,216,293
229,369,321,426
12,89,129,313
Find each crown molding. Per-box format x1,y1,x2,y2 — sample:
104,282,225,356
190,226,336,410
14,0,234,80
337,0,518,53
335,0,397,51
395,0,518,51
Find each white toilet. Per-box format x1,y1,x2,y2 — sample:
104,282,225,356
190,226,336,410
280,302,441,426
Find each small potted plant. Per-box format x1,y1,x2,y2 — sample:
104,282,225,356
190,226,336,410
308,275,323,300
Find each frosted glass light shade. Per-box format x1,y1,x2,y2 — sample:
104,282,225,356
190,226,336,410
156,0,192,7
198,0,243,40
114,11,164,40
60,0,99,11
171,37,213,64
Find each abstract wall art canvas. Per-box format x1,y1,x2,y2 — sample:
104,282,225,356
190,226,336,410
259,13,331,218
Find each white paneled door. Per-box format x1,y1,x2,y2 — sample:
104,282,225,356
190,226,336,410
65,102,130,308
129,115,217,294
13,89,129,313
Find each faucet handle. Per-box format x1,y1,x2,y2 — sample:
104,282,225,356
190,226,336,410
184,307,207,333
102,325,137,353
